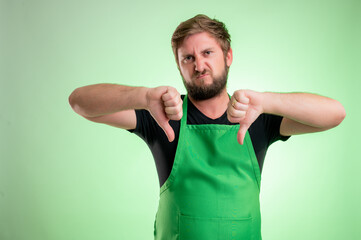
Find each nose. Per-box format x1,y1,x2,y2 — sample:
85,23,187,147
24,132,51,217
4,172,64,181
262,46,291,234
194,57,205,73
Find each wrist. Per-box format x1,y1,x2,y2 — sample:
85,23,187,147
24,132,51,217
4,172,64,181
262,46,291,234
261,91,280,114
137,87,151,110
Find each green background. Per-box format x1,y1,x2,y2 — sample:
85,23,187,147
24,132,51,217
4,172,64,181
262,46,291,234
1,0,360,239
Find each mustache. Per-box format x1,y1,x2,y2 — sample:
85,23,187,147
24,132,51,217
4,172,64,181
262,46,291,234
193,70,210,78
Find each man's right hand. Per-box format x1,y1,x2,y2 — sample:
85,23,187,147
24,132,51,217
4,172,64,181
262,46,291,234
146,86,183,142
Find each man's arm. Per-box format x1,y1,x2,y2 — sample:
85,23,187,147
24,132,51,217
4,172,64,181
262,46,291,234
261,92,346,136
68,83,183,142
227,90,346,144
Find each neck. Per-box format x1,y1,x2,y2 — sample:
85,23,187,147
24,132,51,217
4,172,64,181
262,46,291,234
188,89,229,119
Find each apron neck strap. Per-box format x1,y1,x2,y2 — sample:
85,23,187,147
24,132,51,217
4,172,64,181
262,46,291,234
181,95,188,126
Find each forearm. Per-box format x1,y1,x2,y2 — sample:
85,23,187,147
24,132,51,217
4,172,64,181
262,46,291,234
69,83,149,117
261,92,346,128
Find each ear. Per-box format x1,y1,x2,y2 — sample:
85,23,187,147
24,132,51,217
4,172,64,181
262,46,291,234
226,47,233,67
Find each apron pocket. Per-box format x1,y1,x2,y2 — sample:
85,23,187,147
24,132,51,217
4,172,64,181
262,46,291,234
179,214,253,240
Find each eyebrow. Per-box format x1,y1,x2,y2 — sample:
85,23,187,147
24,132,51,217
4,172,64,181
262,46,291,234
202,47,215,52
180,47,216,58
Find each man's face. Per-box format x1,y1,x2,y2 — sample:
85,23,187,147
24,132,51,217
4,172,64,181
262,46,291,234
177,32,233,100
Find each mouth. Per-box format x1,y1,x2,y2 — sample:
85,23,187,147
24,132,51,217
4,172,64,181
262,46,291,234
196,73,209,79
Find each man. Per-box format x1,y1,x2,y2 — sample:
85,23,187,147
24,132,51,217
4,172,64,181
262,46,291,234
69,14,346,240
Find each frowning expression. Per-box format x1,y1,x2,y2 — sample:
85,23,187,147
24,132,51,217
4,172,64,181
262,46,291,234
177,32,233,100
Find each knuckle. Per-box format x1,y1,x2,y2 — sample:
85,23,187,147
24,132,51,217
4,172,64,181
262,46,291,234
169,98,177,106
229,112,236,118
176,112,182,120
164,107,171,114
161,93,168,101
177,104,182,112
230,109,239,117
168,91,175,99
234,90,241,98
228,116,237,123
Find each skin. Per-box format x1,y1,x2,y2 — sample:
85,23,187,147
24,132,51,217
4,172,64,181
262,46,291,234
176,32,346,144
69,32,346,145
176,32,232,120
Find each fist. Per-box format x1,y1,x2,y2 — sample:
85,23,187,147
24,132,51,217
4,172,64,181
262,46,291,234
162,87,183,121
227,91,250,123
146,86,183,142
227,90,263,145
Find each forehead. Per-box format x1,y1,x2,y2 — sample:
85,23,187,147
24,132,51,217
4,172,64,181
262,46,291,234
178,32,222,55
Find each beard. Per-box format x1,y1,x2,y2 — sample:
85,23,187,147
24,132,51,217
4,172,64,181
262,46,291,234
182,63,229,101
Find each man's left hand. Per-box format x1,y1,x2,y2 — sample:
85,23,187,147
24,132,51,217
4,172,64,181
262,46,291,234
227,90,264,145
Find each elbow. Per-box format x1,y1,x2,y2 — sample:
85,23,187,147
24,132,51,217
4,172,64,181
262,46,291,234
68,88,87,116
331,101,346,127
337,106,346,126
68,89,79,111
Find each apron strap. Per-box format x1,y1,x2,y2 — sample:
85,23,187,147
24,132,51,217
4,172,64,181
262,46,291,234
181,95,188,127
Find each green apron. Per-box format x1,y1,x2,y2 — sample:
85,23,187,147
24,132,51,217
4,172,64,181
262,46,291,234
154,95,262,240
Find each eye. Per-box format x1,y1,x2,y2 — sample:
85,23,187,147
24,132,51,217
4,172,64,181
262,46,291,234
204,50,212,56
183,55,194,63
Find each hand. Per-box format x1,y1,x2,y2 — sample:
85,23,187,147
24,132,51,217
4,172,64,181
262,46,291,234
146,86,183,142
227,90,264,145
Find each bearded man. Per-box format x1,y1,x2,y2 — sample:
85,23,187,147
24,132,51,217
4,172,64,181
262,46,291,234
69,14,346,240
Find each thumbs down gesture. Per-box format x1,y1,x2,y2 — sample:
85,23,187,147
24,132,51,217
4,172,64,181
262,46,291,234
227,90,264,145
146,86,183,142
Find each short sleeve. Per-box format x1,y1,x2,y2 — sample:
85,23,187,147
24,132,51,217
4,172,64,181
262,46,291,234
127,109,159,144
264,114,291,145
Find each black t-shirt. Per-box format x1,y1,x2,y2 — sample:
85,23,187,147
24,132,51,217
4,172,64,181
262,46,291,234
129,95,291,188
